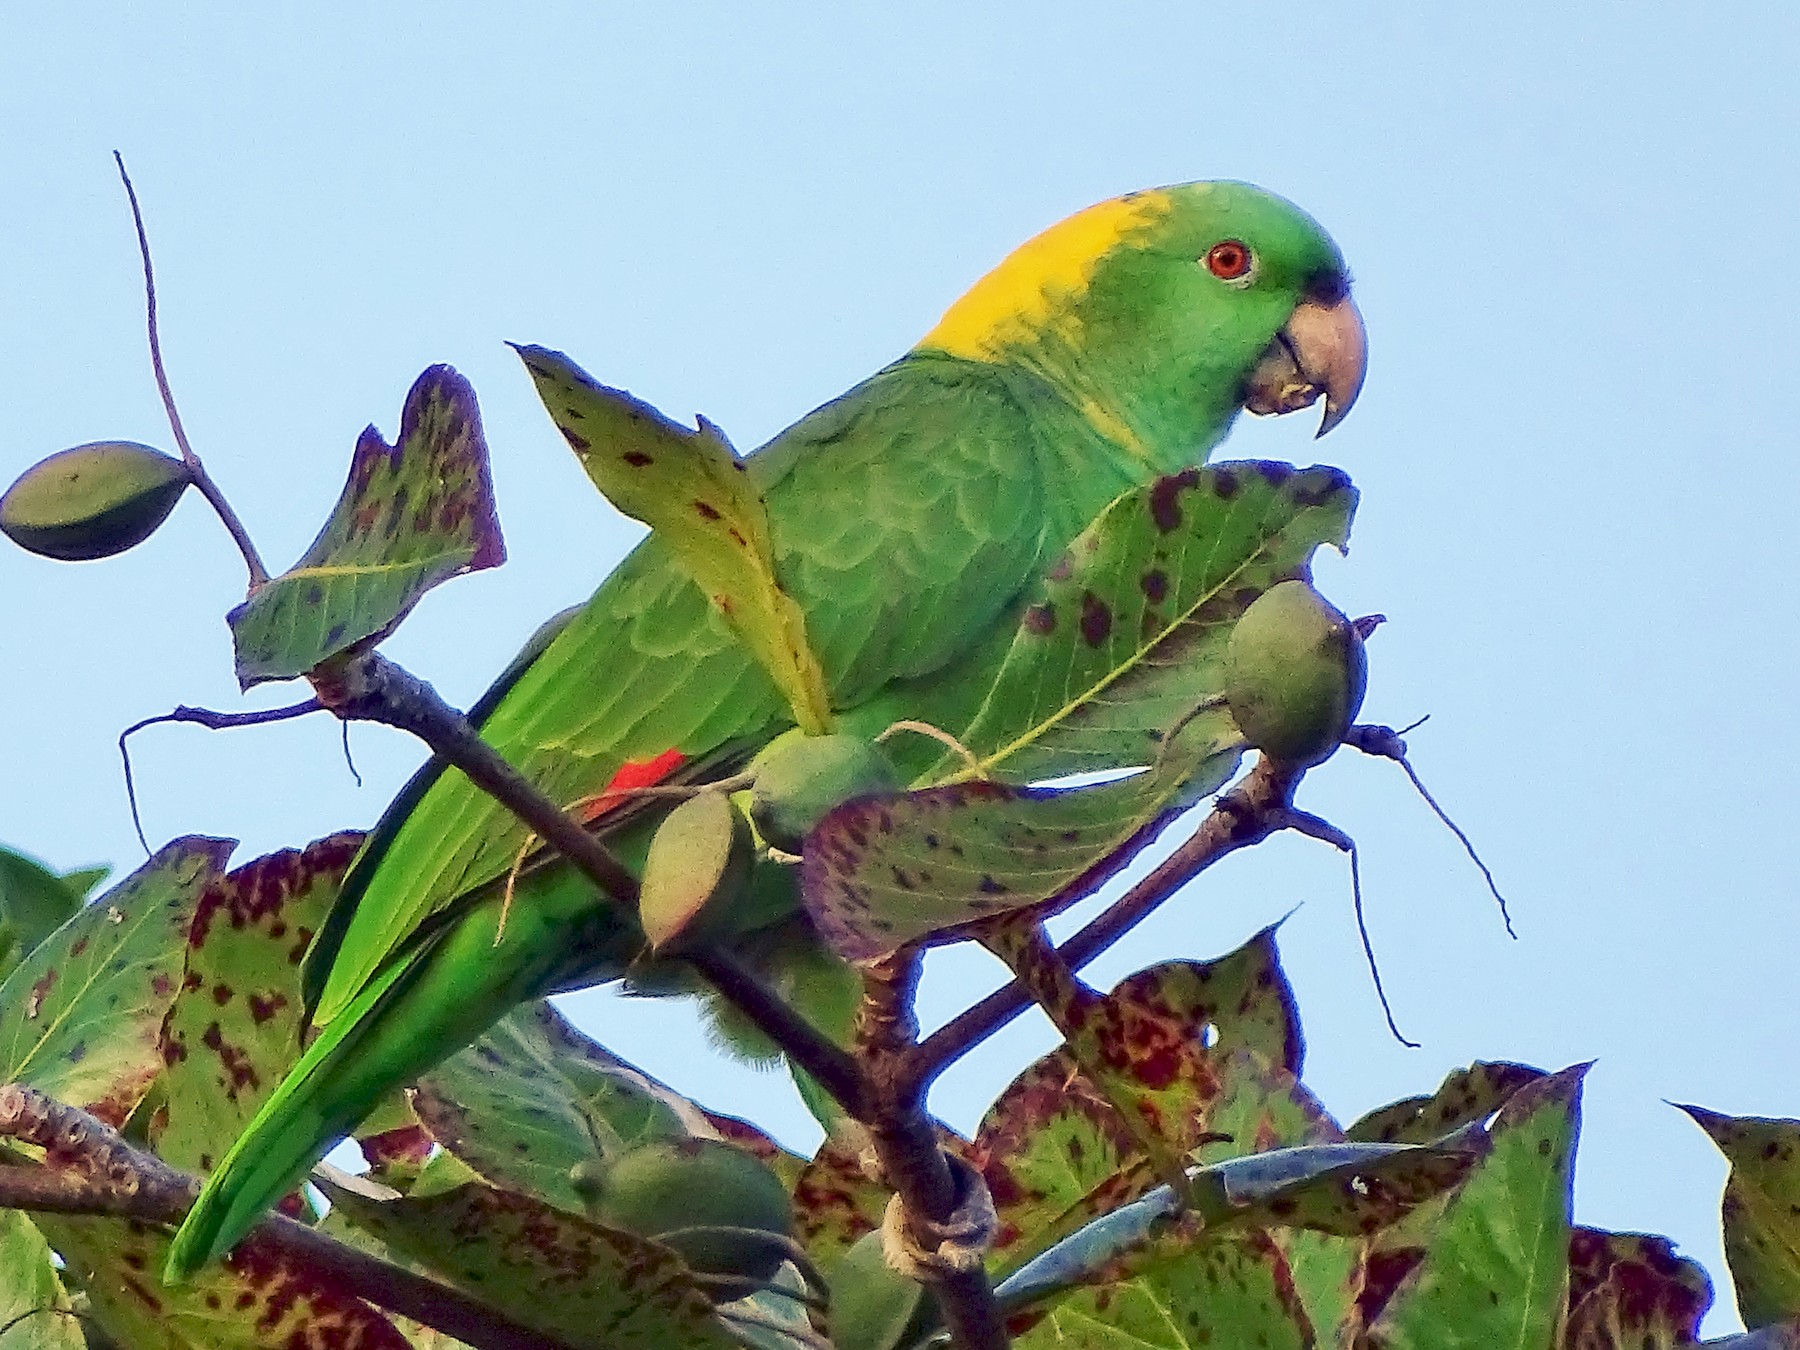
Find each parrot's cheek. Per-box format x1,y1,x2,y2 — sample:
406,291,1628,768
1242,294,1367,437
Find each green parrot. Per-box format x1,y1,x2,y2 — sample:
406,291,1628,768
164,180,1366,1281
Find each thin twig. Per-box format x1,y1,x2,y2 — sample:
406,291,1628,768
911,756,1302,1085
1346,722,1515,938
113,152,268,588
0,1084,572,1350
1283,810,1419,1049
119,700,323,853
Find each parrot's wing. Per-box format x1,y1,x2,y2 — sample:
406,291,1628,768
307,356,1052,1025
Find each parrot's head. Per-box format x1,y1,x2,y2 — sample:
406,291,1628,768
919,181,1365,459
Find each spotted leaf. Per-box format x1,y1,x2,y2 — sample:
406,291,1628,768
517,345,831,734
952,461,1358,783
1680,1103,1800,1327
228,365,503,687
0,837,232,1127
153,834,362,1173
414,1000,704,1213
321,1178,739,1350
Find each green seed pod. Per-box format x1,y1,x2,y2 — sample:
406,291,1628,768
1224,579,1367,768
749,731,901,852
828,1229,937,1350
638,792,754,953
0,441,192,561
590,1138,793,1280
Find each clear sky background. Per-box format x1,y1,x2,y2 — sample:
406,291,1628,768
3,5,1796,1334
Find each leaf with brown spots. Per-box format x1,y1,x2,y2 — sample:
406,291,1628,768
227,365,504,687
153,834,363,1174
321,1179,739,1350
1007,1228,1314,1350
803,748,1237,961
413,1001,705,1214
993,1140,1475,1316
949,460,1358,784
0,1210,82,1350
517,345,831,735
1679,1103,1800,1327
36,1212,410,1350
976,941,1321,1281
0,837,232,1128
1364,1063,1585,1350
1563,1227,1711,1350
1347,1061,1547,1144
1101,925,1305,1080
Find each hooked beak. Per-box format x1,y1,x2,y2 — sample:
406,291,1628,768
1242,289,1367,437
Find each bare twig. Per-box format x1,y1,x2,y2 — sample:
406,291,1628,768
119,700,323,853
113,152,268,588
1347,722,1515,938
315,651,868,1116
0,1084,572,1350
1283,809,1419,1048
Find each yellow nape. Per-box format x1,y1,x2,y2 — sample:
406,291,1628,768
919,189,1174,362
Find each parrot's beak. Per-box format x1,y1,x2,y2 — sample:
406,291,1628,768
1242,289,1367,437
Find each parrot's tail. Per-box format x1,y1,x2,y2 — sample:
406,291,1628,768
163,871,629,1285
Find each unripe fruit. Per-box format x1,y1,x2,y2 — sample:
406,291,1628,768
749,732,901,852
828,1229,936,1350
1224,579,1366,768
638,792,754,953
587,1138,793,1279
0,441,191,561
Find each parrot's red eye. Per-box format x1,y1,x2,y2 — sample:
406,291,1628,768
1205,240,1253,281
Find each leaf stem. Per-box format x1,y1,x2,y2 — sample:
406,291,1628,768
113,152,269,588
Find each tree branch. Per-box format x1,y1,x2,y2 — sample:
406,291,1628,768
316,651,869,1116
0,1084,574,1350
854,952,1011,1350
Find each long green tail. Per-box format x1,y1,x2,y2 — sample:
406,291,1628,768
162,868,635,1284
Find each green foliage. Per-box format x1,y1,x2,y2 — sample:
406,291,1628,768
225,365,503,687
0,354,1783,1350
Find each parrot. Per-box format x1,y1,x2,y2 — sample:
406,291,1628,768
164,180,1367,1281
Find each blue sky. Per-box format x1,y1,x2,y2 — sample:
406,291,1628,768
4,4,1798,1333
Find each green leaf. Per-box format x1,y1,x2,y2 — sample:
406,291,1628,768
803,740,1236,961
1564,1227,1711,1349
0,1211,82,1350
152,834,362,1173
0,837,232,1127
227,365,504,687
322,1178,740,1350
1347,1060,1548,1144
36,1214,411,1350
995,1140,1474,1314
1679,1103,1800,1326
1365,1063,1584,1350
517,344,831,734
1010,1229,1313,1350
0,845,95,954
413,1000,702,1213
953,461,1358,782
